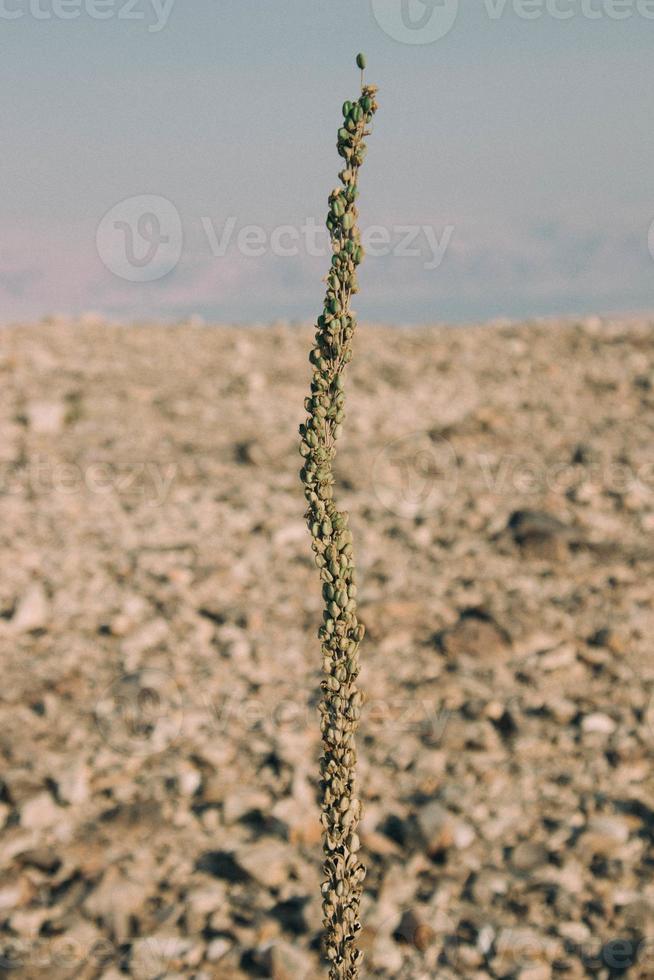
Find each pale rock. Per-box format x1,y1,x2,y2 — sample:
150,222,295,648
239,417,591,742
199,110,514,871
54,763,90,805
11,583,49,633
512,841,549,871
26,400,66,434
175,761,201,797
261,940,315,980
453,821,476,849
130,934,193,979
368,934,405,973
233,839,293,889
416,800,453,853
558,921,591,944
9,907,50,937
579,815,631,856
20,791,60,830
206,937,233,962
184,883,228,933
0,876,32,912
222,787,270,824
581,712,616,734
83,867,152,942
122,617,169,658
517,966,551,980
539,643,576,671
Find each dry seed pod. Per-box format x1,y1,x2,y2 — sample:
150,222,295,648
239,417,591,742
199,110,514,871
299,54,378,980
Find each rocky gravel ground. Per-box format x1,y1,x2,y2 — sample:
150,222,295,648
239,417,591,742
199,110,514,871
0,316,653,979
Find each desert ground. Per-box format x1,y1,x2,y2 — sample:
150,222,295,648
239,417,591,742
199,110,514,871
0,316,653,979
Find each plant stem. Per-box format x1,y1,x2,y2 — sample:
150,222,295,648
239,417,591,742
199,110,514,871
299,58,379,980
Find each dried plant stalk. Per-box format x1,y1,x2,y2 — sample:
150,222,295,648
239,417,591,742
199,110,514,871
299,53,379,980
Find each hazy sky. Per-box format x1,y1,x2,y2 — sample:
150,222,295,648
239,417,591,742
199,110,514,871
2,0,654,324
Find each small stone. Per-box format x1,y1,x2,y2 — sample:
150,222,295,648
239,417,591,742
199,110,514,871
416,800,453,854
222,787,270,825
207,938,233,962
233,840,294,889
122,617,169,658
506,509,572,559
435,608,511,662
517,967,550,980
175,761,202,797
397,909,436,951
558,921,591,944
83,867,152,942
453,821,476,849
539,643,576,671
511,841,549,871
0,876,32,912
130,934,193,979
10,583,49,633
26,400,66,433
16,847,61,873
579,815,631,856
260,940,314,980
581,713,616,734
54,763,90,805
184,883,228,934
588,627,627,654
20,791,60,830
368,934,404,973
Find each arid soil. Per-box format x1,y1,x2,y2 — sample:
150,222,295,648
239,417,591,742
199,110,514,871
1,316,653,979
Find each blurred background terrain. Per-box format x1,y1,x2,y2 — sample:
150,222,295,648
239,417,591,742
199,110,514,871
0,316,653,978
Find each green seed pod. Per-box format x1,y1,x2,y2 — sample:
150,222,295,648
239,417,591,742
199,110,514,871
361,95,372,112
342,212,354,230
342,100,352,117
355,52,366,70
